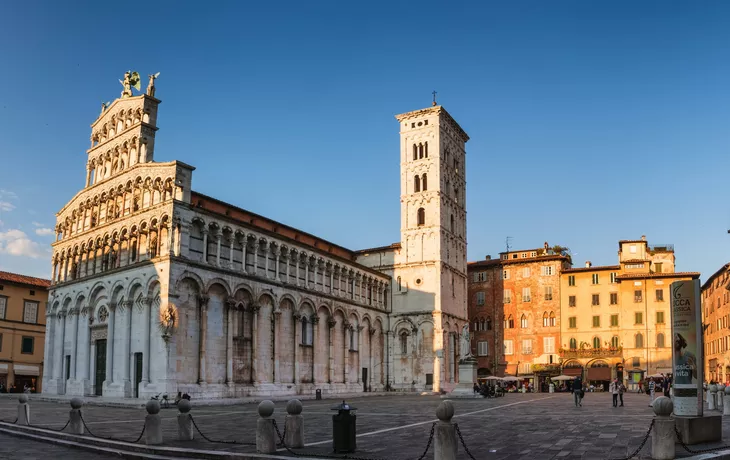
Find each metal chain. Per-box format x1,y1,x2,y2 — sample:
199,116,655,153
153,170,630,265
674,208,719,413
675,426,730,454
30,419,70,433
79,412,145,443
414,422,436,460
189,415,256,445
610,419,655,460
454,423,477,460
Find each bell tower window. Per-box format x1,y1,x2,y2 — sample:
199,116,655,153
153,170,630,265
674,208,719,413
414,175,420,193
417,208,425,226
422,173,427,191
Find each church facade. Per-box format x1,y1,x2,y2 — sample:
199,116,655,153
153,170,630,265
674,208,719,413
43,73,469,399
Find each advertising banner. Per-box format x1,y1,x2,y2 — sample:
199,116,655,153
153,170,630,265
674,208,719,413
671,280,703,417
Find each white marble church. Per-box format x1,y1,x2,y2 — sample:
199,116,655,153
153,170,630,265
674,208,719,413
43,72,470,399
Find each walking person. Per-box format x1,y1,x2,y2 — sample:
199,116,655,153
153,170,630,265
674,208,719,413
573,375,584,407
610,379,619,407
618,381,626,406
648,378,656,406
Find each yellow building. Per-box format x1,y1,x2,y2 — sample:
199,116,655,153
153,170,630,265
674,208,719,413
559,236,699,390
0,271,49,392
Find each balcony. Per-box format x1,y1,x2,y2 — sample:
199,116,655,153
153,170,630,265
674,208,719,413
532,363,561,374
559,347,623,359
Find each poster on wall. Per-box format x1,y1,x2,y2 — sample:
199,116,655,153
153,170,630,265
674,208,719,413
671,279,703,417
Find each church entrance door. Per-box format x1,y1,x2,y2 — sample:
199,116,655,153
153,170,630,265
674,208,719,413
95,340,107,396
362,368,368,392
134,353,143,398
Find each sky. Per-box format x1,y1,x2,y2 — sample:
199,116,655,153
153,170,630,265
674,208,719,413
0,1,729,280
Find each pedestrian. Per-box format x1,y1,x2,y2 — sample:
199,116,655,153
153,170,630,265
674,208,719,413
473,382,479,394
610,379,619,407
648,378,656,406
619,381,626,407
637,380,643,394
573,375,584,407
663,378,670,397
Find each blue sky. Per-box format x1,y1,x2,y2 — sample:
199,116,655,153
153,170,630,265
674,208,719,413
1,1,729,280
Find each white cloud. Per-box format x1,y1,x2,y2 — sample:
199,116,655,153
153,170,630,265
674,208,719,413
0,190,17,200
0,220,4,227
32,221,43,227
0,229,48,259
35,228,54,236
0,201,15,212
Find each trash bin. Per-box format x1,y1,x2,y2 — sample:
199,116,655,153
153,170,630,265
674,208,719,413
331,401,356,453
316,389,322,400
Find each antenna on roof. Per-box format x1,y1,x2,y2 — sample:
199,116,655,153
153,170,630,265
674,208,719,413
505,236,512,253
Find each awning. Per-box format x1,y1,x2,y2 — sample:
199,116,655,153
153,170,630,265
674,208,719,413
587,367,611,381
0,364,7,373
562,367,582,376
13,364,39,376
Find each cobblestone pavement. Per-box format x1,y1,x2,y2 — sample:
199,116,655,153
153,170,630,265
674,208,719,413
1,392,730,459
0,431,108,459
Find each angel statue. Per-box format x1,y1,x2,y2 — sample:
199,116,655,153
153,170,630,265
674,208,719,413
120,71,141,98
460,323,472,360
147,72,160,97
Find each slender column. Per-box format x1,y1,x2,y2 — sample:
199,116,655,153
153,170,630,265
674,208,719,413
252,240,259,275
105,304,116,386
215,232,222,266
293,313,301,384
343,323,350,384
123,301,133,387
54,313,66,380
264,243,270,278
202,228,209,263
169,221,177,257
285,251,291,283
44,312,56,383
305,261,310,289
330,269,334,294
357,326,363,383
51,262,57,283
311,316,319,384
85,165,91,187
141,297,152,384
241,237,247,272
198,295,209,384
70,309,79,380
251,305,260,383
449,333,455,384
228,235,234,268
274,310,281,383
369,327,375,391
82,309,91,381
275,247,281,281
328,318,335,383
295,256,301,286
226,301,234,385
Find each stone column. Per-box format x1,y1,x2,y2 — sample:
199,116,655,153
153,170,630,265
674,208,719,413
82,309,91,382
70,309,79,381
241,237,248,272
170,219,179,257
198,295,209,384
85,165,91,187
123,301,133,394
293,313,301,384
227,235,234,268
330,268,334,294
369,327,376,391
44,311,56,387
273,310,281,384
305,260,310,288
226,300,234,385
295,254,301,286
709,384,718,411
264,242,270,278
105,304,116,386
328,317,336,383
201,228,209,263
311,315,319,384
275,246,281,281
252,240,259,275
343,322,350,384
54,313,66,380
141,297,152,384
215,231,222,266
449,334,455,384
252,305,260,384
285,250,292,283
357,326,363,384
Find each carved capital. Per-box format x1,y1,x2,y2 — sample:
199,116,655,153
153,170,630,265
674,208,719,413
369,327,377,336
108,302,117,312
357,325,364,332
293,312,302,321
250,304,261,313
198,295,210,308
310,314,320,324
226,298,237,309
273,309,282,317
327,317,337,329
343,320,352,330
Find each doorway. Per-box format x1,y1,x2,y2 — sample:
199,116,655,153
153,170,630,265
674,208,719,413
95,339,107,396
362,368,368,392
64,355,71,394
134,353,143,398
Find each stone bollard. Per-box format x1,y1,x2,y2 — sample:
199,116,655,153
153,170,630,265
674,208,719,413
709,385,718,411
144,400,163,445
177,399,194,441
17,394,30,425
69,398,84,435
651,397,675,460
715,383,725,412
256,400,276,454
284,399,304,448
724,387,730,416
434,400,457,460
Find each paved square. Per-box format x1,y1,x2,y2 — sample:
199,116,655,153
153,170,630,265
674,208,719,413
1,392,729,459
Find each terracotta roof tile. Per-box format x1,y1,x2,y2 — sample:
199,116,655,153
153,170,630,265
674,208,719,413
0,271,51,289
616,272,700,280
562,265,621,273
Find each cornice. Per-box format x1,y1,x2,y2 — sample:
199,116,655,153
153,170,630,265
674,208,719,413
90,94,160,129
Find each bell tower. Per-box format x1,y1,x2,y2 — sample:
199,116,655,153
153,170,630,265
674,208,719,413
85,71,161,188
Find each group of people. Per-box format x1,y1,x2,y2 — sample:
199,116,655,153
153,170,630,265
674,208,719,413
0,383,32,394
571,376,626,407
472,382,505,397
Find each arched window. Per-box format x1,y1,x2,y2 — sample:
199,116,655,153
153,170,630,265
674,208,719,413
593,337,601,349
542,312,549,327
424,141,428,158
549,311,556,327
400,331,408,355
414,175,421,193
397,276,402,291
569,338,577,349
350,327,357,350
450,214,454,233
635,333,644,348
419,143,424,159
422,173,427,191
480,319,486,331
611,335,619,349
657,333,665,348
486,317,492,330
301,318,313,345
413,144,418,160
520,314,528,328
509,315,514,328
417,208,425,226
473,321,479,332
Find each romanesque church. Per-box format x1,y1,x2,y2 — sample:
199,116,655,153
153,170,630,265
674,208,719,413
43,72,469,399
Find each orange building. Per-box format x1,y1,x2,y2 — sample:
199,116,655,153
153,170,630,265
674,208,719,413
702,263,730,383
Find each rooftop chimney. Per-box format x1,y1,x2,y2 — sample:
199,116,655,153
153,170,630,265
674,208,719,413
544,241,549,250
585,261,592,268
485,255,491,260
641,235,646,241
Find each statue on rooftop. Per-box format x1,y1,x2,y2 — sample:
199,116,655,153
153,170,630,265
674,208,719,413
120,71,141,98
147,72,160,97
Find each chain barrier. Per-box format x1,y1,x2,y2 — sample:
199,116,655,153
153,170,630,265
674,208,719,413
189,415,256,445
609,419,654,460
271,419,435,460
79,413,146,444
454,423,477,460
30,419,70,433
675,426,730,454
0,418,18,424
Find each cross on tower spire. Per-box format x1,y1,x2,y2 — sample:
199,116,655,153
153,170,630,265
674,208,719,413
432,90,437,106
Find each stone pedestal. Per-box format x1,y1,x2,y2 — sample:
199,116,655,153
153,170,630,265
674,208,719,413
434,401,457,460
724,387,730,416
675,415,722,445
256,400,276,454
144,400,163,445
177,400,193,441
69,398,84,435
442,358,480,399
17,395,29,426
284,399,304,448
